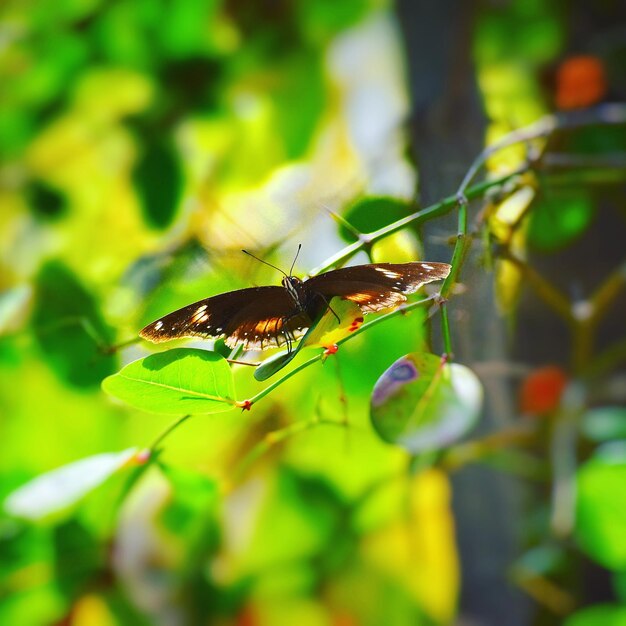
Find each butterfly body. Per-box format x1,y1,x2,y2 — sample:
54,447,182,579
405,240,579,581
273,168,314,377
140,261,451,351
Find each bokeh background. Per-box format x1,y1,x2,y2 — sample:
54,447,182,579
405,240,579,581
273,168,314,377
1,1,626,625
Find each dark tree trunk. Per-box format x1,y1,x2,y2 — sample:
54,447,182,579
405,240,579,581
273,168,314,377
396,2,532,625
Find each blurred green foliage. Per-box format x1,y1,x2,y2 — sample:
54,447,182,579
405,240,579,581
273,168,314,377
1,0,626,625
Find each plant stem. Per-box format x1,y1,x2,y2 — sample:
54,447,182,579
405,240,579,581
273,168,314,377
440,304,453,358
149,414,193,452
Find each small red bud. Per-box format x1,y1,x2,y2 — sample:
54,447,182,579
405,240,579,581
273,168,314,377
519,366,568,416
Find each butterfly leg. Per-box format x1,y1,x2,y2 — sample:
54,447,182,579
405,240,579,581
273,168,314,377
314,293,340,323
282,315,296,354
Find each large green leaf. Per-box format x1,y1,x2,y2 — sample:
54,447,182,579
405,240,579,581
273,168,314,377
4,448,139,521
102,348,236,414
32,260,117,388
370,353,483,452
576,446,626,570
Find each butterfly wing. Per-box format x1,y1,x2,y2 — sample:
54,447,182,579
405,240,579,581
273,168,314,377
140,286,312,351
305,262,450,313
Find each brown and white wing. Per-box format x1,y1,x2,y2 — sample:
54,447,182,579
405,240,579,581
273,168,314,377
140,286,312,351
305,262,450,313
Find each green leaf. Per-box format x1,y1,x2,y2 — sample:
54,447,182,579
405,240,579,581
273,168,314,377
576,448,626,570
133,137,183,229
527,189,594,251
4,448,139,521
102,348,236,414
581,407,626,442
370,353,483,452
32,260,117,388
339,197,411,242
271,52,325,159
564,604,626,626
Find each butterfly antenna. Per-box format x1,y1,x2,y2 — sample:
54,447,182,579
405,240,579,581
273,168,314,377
241,250,287,277
289,244,302,277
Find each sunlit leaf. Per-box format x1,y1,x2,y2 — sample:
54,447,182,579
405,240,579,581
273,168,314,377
371,230,421,264
370,353,483,452
302,297,363,349
359,470,459,623
102,348,236,414
4,448,139,521
564,604,626,626
70,594,119,626
576,448,626,570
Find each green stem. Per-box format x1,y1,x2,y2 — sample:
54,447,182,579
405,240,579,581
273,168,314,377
149,414,193,452
440,304,453,358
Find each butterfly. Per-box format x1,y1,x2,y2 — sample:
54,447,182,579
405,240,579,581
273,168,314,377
140,261,451,351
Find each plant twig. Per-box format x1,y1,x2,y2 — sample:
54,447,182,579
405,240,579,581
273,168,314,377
309,169,527,276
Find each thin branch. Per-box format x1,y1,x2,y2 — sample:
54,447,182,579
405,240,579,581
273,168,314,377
308,168,527,276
